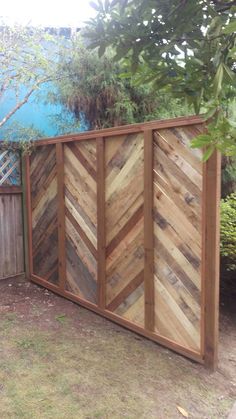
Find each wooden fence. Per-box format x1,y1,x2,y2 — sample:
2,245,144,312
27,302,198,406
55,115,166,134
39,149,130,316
24,115,221,369
0,147,24,279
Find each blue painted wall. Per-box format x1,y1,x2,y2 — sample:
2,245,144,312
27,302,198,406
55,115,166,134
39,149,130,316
0,83,83,140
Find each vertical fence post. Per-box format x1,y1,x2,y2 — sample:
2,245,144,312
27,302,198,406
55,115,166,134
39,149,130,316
22,154,30,280
144,129,155,331
56,143,66,291
22,153,33,278
203,150,221,370
96,137,106,309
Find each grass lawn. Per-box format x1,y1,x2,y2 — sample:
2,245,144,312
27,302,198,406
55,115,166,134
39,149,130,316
0,277,235,418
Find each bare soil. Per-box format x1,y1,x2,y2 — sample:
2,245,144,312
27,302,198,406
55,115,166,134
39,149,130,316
0,275,235,419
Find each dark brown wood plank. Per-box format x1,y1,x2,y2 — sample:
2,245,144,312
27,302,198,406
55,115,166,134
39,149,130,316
21,155,29,279
25,154,33,275
106,204,144,257
144,129,154,331
0,186,22,194
0,184,24,280
56,143,66,291
107,270,144,312
65,207,97,260
97,137,106,309
68,142,97,181
203,150,221,370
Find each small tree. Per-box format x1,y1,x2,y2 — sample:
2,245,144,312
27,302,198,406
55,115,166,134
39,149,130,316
0,24,61,129
84,0,236,157
51,38,190,129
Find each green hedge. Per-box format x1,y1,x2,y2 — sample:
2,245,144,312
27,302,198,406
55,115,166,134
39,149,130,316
220,192,236,272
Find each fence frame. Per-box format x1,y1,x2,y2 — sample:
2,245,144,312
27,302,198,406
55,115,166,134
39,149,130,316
23,115,221,370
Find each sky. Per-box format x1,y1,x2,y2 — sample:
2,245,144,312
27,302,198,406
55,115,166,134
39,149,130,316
0,0,96,27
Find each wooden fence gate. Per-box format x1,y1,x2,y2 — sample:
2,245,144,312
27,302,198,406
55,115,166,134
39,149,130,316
0,147,24,280
24,116,221,369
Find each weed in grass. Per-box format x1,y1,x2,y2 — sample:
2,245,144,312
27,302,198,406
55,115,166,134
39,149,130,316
16,338,35,350
5,312,17,322
55,314,67,324
0,312,17,334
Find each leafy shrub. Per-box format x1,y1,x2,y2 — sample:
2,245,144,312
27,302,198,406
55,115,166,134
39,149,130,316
220,193,236,271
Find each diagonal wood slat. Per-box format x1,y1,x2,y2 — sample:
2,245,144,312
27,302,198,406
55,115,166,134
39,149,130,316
153,127,203,351
64,141,98,303
105,133,145,326
30,145,59,285
27,119,221,367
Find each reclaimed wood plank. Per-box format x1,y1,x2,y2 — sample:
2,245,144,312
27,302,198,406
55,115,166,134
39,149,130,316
203,151,221,370
97,137,106,309
56,143,66,290
144,130,154,331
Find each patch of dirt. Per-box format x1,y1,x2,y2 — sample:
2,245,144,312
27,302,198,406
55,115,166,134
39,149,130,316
0,275,235,419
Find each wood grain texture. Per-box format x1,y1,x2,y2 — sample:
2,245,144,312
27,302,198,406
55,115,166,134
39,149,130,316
105,133,145,327
64,141,97,303
203,151,221,370
144,130,154,331
26,118,220,368
153,126,203,352
0,194,24,279
56,143,66,290
0,148,24,280
97,137,106,309
30,145,59,284
22,156,29,279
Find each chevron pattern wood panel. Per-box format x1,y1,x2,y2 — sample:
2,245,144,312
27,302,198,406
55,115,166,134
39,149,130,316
105,133,145,326
153,125,203,351
31,145,59,284
28,117,221,366
64,141,97,304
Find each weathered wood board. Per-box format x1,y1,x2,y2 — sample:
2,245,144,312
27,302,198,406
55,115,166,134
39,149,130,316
105,133,145,326
0,194,24,279
153,126,203,352
64,141,98,303
0,148,24,279
28,116,220,368
30,145,59,284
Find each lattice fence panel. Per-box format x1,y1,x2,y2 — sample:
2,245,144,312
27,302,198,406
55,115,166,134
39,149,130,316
0,148,21,186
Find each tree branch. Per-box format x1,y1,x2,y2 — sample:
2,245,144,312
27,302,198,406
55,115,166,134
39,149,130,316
211,0,236,12
0,72,84,128
0,86,38,128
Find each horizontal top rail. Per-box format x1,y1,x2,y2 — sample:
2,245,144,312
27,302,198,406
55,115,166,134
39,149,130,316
0,185,22,194
34,115,203,146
